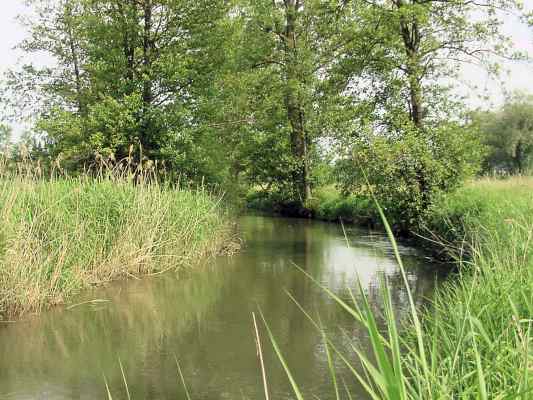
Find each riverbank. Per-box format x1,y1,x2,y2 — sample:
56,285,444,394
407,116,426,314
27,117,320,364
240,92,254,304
250,178,533,398
339,176,533,397
248,178,533,259
0,176,234,319
399,176,533,397
246,187,377,225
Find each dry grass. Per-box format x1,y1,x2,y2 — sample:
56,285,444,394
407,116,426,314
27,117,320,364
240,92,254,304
0,155,234,318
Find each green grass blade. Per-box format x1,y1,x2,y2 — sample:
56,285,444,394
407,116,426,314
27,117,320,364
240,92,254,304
373,198,430,387
469,316,488,400
103,374,113,400
118,358,131,400
258,309,304,400
318,317,340,400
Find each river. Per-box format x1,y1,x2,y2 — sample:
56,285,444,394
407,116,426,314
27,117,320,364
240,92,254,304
0,215,439,399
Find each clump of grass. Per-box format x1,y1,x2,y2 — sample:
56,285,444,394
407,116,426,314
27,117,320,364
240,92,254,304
0,158,233,318
424,177,533,257
408,177,533,397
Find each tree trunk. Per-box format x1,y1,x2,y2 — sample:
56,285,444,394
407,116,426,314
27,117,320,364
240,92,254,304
115,1,135,85
65,3,85,116
397,1,423,129
283,0,311,205
408,65,423,129
141,0,154,151
515,140,524,175
396,1,430,212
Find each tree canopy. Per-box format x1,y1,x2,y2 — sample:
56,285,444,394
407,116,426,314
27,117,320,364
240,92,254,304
2,0,526,215
475,93,533,175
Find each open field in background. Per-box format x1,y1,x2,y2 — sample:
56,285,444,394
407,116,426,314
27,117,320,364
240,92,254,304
0,175,233,319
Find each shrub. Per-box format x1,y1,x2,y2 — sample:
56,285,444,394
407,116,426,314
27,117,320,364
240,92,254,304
336,124,484,232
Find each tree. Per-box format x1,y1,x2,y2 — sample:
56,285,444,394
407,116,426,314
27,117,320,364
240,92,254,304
336,123,484,230
230,0,316,205
350,0,521,130
475,93,533,174
9,0,233,183
5,0,525,208
327,0,521,223
220,0,369,209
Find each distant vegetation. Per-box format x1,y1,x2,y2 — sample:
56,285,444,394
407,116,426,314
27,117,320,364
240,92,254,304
474,94,533,176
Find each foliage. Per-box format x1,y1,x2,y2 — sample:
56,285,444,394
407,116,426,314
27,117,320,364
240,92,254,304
325,0,521,132
8,0,233,186
218,0,367,205
318,0,521,225
3,0,525,210
473,93,533,175
305,185,375,223
335,123,484,230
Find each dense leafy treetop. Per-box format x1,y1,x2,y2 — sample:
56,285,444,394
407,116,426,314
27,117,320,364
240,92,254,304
1,0,526,214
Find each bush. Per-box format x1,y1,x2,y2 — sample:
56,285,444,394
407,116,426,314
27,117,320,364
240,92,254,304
336,124,484,232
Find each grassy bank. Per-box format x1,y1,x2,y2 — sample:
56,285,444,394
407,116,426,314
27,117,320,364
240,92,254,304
399,177,533,397
0,175,233,319
250,179,533,257
251,178,533,399
280,177,533,398
378,177,533,398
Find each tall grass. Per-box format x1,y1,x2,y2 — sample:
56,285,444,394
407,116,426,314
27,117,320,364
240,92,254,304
0,156,233,318
260,177,533,399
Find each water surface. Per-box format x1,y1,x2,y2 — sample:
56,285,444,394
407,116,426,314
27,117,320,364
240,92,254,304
0,216,438,399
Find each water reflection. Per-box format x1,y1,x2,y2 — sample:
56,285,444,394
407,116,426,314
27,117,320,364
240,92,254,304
0,216,438,400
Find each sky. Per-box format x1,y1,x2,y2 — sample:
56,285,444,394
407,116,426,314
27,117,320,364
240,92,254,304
0,2,29,75
457,2,533,109
1,0,533,138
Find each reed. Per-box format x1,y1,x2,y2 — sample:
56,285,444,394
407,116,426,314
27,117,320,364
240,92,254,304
0,154,233,318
